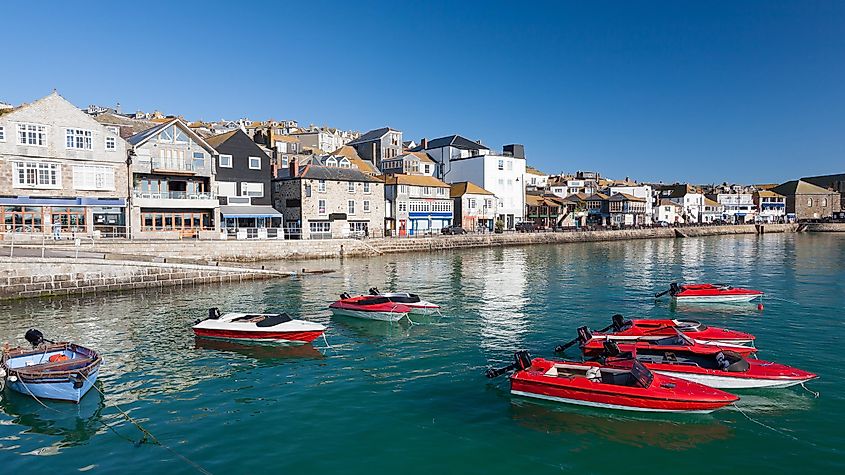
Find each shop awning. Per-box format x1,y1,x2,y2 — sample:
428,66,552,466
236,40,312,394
220,205,283,218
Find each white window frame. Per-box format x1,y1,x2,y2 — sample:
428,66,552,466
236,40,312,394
348,181,355,192
348,200,356,215
249,156,261,170
363,200,371,212
219,154,233,168
0,125,5,142
66,128,93,150
73,165,115,191
105,136,116,151
241,182,265,198
318,180,326,192
318,199,326,215
12,161,62,189
17,123,47,146
363,182,371,193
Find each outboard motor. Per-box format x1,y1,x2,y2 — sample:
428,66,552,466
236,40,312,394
669,282,681,295
208,308,221,320
340,292,351,300
611,314,631,332
576,326,593,345
368,287,380,296
485,350,533,378
25,329,46,348
603,340,622,357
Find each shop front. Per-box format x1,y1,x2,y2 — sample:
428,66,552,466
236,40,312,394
0,196,127,239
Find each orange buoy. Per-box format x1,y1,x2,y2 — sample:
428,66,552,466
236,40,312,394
48,354,69,363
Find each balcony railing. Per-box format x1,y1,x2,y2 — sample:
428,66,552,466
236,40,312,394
133,191,217,200
151,159,195,172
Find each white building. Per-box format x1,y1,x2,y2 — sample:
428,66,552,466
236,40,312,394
712,193,756,223
753,190,786,223
656,199,684,224
657,184,705,223
609,184,654,222
525,167,549,190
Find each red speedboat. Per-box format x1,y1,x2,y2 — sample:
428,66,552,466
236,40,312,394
658,283,764,303
486,351,738,413
577,327,757,358
192,308,326,344
599,341,817,390
598,314,755,346
329,293,412,322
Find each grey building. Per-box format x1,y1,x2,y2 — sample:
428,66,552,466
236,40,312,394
347,127,403,171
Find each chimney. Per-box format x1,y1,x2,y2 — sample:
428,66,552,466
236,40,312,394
420,138,428,149
289,156,299,178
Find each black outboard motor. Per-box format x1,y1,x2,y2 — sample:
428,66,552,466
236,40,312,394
603,340,622,357
208,308,221,320
368,287,380,296
340,292,351,300
576,326,593,345
486,350,533,378
669,282,681,295
611,314,632,332
25,329,47,348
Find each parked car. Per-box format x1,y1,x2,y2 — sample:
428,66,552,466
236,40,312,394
657,220,670,227
441,226,467,235
515,222,536,232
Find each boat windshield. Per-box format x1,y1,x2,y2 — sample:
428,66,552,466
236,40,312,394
384,294,421,304
353,297,391,306
630,360,654,388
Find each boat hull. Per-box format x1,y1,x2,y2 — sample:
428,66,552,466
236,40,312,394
7,365,99,403
192,328,323,344
510,389,719,413
673,294,762,303
650,370,815,389
330,307,407,322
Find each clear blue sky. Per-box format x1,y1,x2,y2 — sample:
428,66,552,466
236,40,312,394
3,1,843,184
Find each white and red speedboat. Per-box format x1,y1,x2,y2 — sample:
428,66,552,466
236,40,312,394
658,283,764,303
577,327,757,358
600,341,818,389
329,293,412,322
486,351,738,413
192,308,326,344
368,287,441,315
596,314,755,346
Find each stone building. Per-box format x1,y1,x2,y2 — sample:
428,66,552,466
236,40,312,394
347,127,403,171
0,92,129,238
272,162,384,239
771,179,840,221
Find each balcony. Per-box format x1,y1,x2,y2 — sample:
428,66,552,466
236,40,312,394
132,190,218,209
151,159,196,175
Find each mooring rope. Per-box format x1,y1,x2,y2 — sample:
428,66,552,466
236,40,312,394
765,296,802,306
731,403,817,446
800,382,820,398
320,333,333,351
78,372,214,475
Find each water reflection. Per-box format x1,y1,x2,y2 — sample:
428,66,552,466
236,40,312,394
509,399,732,450
0,389,105,453
194,338,325,363
478,248,530,353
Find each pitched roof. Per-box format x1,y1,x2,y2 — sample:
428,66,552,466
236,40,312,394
425,135,489,151
347,127,394,145
562,192,589,203
383,174,450,188
585,193,610,201
450,181,494,197
274,135,300,143
772,179,835,196
526,194,564,206
204,129,238,148
279,165,381,183
330,145,377,174
127,118,217,154
408,151,435,163
801,173,845,191
754,190,784,198
609,192,645,202
525,166,547,176
704,197,721,207
659,198,683,207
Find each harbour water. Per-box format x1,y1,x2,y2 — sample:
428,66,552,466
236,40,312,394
1,233,843,474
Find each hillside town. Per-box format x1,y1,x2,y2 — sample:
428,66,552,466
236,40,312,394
1,92,843,240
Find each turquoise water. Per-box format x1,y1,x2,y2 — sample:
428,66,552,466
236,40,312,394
1,233,843,474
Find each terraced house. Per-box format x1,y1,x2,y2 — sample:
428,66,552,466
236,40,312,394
127,119,219,238
0,92,129,238
383,174,452,236
272,161,384,239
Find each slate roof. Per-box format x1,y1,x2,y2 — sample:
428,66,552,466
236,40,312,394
450,181,494,197
383,174,450,188
801,173,845,191
425,134,489,151
771,180,835,196
278,165,381,183
347,127,395,145
204,130,238,148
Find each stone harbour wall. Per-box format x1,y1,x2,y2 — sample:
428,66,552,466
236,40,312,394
0,257,291,300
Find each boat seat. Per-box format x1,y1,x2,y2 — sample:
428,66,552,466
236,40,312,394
21,357,94,374
601,371,636,386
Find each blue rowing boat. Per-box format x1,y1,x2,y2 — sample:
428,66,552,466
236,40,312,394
1,330,102,403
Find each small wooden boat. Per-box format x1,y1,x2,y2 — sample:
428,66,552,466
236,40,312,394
487,351,738,413
657,282,764,303
577,327,757,358
1,330,101,403
599,341,818,389
329,293,411,322
596,314,755,346
367,287,441,315
193,308,326,344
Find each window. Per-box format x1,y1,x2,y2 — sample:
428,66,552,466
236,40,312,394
193,152,205,169
17,123,47,146
399,202,407,212
217,181,237,197
363,182,371,193
66,129,93,150
364,200,370,212
822,198,828,207
348,182,355,192
318,199,326,214
807,198,813,206
249,156,261,169
348,200,355,215
506,160,513,171
0,126,5,142
106,126,120,134
423,187,431,195
105,136,116,151
424,164,430,174
174,128,189,143
498,159,504,170
318,180,326,192
469,198,476,209
309,221,331,237
73,165,115,191
13,161,61,188
158,126,173,142
219,154,232,168
399,185,408,194
241,182,264,198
